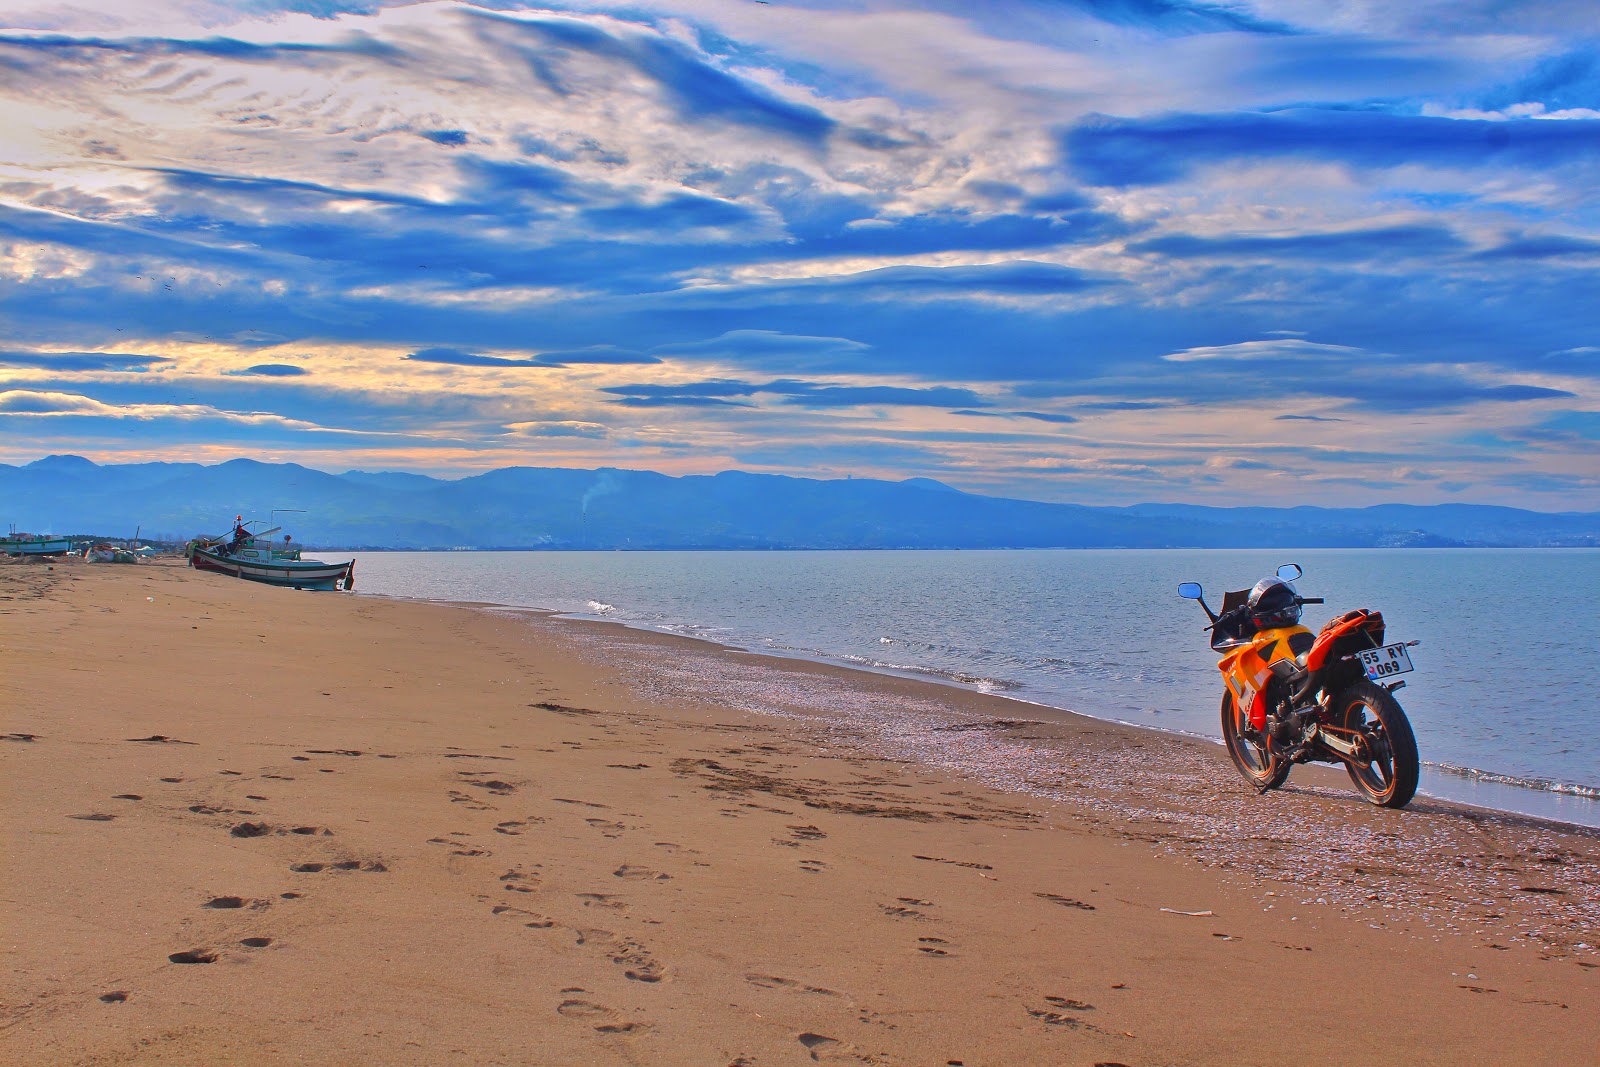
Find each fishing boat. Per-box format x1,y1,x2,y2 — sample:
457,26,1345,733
187,518,354,591
1,530,72,557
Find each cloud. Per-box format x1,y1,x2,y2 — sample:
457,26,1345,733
768,381,985,408
1162,339,1368,362
533,346,660,366
227,364,309,377
954,408,1079,424
1473,234,1600,259
652,330,870,363
601,377,985,409
473,10,836,146
0,350,171,371
752,261,1108,298
1,1,1597,507
504,420,609,439
1066,110,1600,187
610,394,753,408
1133,224,1468,261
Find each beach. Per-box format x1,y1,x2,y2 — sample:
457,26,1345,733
2,559,1597,1066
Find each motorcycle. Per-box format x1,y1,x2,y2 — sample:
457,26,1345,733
1178,564,1420,809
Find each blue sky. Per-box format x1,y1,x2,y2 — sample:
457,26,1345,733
0,0,1596,508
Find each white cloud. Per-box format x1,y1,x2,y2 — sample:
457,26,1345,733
1162,339,1369,363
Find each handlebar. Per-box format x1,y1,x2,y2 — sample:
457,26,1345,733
1299,597,1324,605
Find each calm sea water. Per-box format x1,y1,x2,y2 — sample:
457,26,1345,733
349,548,1600,828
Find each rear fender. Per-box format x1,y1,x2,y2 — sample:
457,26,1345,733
1306,610,1385,672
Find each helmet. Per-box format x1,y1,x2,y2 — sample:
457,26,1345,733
1247,576,1301,629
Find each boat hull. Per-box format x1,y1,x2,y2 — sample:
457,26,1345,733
2,536,72,557
191,545,353,591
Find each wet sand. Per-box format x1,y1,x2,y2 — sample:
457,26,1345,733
2,558,1597,1066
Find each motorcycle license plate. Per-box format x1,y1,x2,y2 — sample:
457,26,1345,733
1359,643,1414,679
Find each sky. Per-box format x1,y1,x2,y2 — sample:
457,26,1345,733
1,0,1597,509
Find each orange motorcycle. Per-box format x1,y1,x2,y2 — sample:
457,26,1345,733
1179,564,1420,808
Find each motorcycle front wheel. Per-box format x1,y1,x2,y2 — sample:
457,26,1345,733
1221,689,1290,792
1334,679,1419,809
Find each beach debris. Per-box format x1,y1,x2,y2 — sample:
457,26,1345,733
125,734,196,744
1159,908,1215,917
1,732,38,742
99,991,129,1004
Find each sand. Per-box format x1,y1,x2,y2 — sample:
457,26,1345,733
2,557,1597,1066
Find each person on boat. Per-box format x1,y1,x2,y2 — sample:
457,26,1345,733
228,518,249,554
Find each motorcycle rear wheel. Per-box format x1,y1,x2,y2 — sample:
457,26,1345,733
1334,679,1419,809
1221,689,1290,791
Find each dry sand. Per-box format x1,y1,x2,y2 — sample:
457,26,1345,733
2,558,1597,1066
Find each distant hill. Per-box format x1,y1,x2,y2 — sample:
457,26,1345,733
3,456,1597,550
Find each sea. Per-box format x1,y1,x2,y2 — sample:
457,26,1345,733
349,548,1600,830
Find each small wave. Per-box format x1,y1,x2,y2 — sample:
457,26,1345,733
586,600,614,615
836,655,1022,691
1425,762,1600,799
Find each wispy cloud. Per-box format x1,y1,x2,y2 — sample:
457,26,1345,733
0,0,1594,507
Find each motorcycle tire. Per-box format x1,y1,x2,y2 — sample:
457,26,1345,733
1334,679,1419,809
1221,689,1290,792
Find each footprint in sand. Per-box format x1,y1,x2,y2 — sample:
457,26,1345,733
917,937,952,957
880,897,936,920
613,864,671,882
446,789,493,811
796,1032,873,1063
491,903,556,929
787,824,828,841
457,774,518,796
98,991,129,1003
1035,892,1096,911
574,928,667,983
1027,996,1098,1030
555,998,651,1035
168,949,217,964
799,859,827,874
500,867,541,893
585,818,626,838
913,855,993,871
69,813,116,822
495,818,542,836
745,974,840,997
240,937,273,948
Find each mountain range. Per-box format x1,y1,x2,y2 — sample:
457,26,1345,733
3,455,1597,550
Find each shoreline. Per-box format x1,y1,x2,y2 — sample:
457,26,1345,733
4,559,1597,1065
370,587,1600,831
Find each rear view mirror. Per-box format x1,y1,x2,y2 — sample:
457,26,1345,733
1276,563,1302,582
1178,582,1203,599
